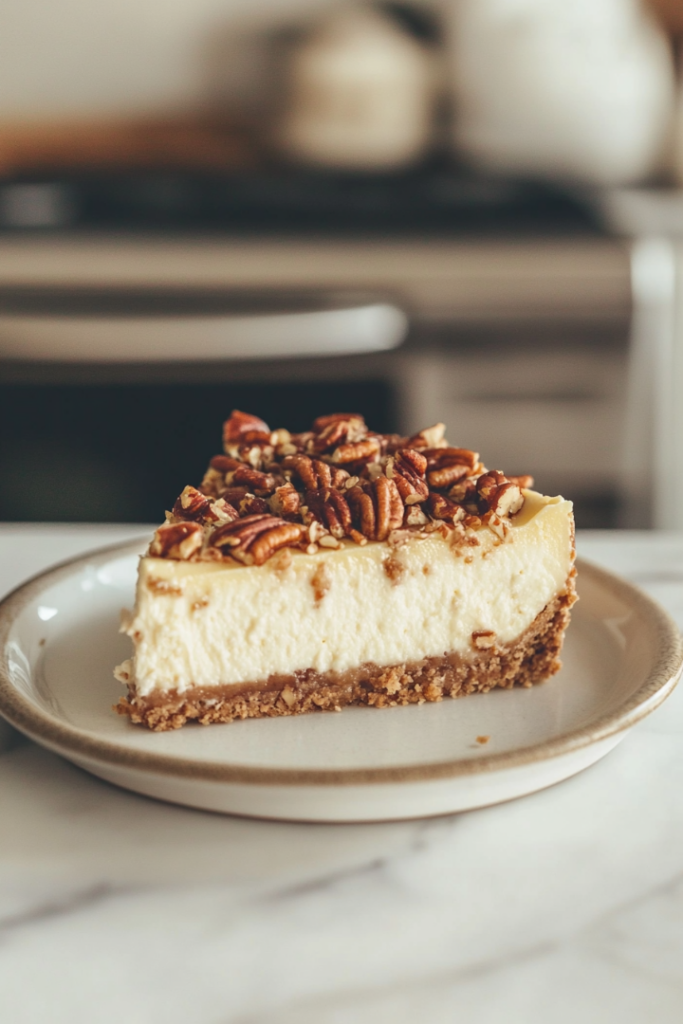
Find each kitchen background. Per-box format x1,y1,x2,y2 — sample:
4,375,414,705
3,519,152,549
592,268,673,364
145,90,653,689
1,0,682,529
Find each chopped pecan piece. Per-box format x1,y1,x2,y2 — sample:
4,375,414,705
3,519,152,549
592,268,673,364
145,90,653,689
476,470,507,501
150,521,203,559
239,495,270,516
427,493,465,524
269,482,301,519
407,423,446,449
476,471,523,516
330,466,350,488
488,482,524,517
508,474,534,490
207,498,239,524
472,630,496,650
172,485,212,522
404,505,428,527
220,486,250,506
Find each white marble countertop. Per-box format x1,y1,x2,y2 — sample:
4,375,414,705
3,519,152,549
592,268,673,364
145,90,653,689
1,524,683,1023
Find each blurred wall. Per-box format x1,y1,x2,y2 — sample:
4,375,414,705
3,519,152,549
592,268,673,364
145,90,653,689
0,0,344,119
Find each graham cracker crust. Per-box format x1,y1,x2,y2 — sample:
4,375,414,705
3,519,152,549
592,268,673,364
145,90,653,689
116,572,577,731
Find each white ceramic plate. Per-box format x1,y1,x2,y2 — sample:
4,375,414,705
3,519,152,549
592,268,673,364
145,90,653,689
0,540,681,822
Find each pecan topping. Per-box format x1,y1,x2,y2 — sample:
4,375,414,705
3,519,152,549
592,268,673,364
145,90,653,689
152,410,531,564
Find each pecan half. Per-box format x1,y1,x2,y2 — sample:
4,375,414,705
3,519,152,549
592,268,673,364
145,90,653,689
150,521,203,559
250,523,305,566
209,454,241,474
282,455,321,491
231,465,276,493
427,463,469,490
303,488,351,538
210,513,302,564
425,446,479,471
200,467,226,497
323,488,353,538
392,448,430,504
346,477,402,540
396,448,427,476
223,410,271,448
331,438,380,464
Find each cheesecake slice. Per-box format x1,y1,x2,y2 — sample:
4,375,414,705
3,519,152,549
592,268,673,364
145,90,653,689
115,411,576,730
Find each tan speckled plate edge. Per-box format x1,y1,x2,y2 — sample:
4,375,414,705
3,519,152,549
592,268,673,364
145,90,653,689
0,540,681,786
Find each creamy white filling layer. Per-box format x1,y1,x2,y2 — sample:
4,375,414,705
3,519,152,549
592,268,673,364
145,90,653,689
119,492,574,697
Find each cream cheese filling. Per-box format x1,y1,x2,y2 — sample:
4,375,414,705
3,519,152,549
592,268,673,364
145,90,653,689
118,491,574,697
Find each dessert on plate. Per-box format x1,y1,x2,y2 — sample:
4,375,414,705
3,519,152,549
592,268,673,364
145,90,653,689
115,410,576,731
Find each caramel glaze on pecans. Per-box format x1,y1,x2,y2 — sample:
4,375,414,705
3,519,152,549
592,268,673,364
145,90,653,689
150,410,534,567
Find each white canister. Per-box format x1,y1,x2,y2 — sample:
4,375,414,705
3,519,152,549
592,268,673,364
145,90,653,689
443,0,676,185
276,6,436,171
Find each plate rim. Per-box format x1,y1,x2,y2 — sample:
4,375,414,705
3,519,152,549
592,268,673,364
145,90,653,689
0,539,681,787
